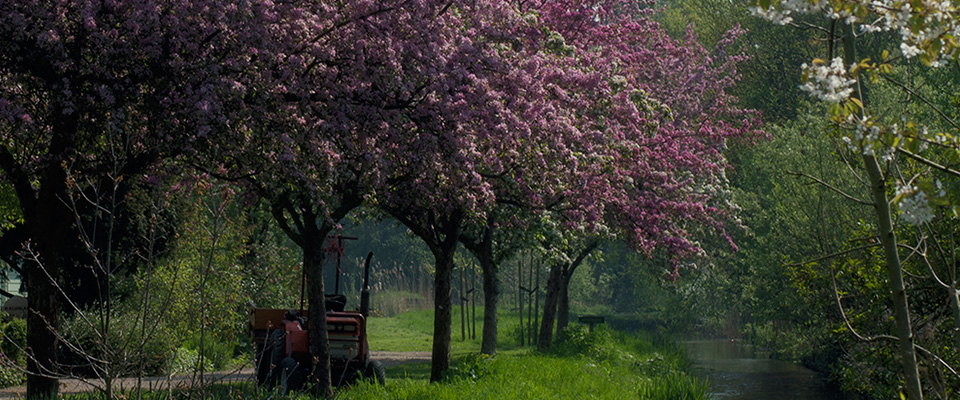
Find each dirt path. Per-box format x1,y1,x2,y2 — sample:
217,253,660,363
0,351,431,398
370,351,431,368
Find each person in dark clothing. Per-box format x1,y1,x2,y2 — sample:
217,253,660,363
258,310,310,392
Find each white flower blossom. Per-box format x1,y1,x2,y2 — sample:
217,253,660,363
800,57,857,103
901,42,923,58
749,5,794,25
896,183,935,226
755,0,959,66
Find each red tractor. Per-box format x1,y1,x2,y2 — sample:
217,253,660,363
249,247,384,391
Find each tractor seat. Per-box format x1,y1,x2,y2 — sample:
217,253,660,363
325,294,347,312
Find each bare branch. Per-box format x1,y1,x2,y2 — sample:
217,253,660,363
896,148,960,178
879,74,960,131
786,242,879,267
785,170,874,206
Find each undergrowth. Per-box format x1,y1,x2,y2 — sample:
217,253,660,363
337,324,706,400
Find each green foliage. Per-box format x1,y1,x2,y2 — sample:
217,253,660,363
0,315,25,388
235,200,303,310
339,324,706,400
0,184,22,230
637,372,710,400
550,324,688,376
442,352,493,381
132,185,259,375
0,362,23,388
168,346,215,376
0,316,26,364
59,310,175,377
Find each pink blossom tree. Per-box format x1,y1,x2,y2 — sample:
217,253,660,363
206,0,542,390
0,1,276,396
450,1,761,351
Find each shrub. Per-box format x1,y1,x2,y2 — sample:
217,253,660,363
0,362,24,388
59,311,174,377
177,334,238,372
1,316,26,364
443,352,493,381
168,347,215,375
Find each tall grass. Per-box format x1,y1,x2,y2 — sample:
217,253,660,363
340,324,708,400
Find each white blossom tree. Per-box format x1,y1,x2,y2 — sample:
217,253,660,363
751,0,960,398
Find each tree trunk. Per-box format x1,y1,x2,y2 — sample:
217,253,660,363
841,25,922,400
480,256,499,355
430,236,458,382
556,275,570,336
461,222,499,355
865,154,923,400
951,284,960,350
556,240,598,337
538,264,562,350
25,169,73,399
303,241,334,397
25,260,59,399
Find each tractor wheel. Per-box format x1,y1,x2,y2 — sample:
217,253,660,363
258,329,286,388
364,360,386,385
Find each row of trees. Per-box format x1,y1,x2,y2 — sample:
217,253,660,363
0,0,758,397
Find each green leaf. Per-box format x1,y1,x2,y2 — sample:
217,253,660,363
943,148,960,165
905,138,921,154
848,97,863,109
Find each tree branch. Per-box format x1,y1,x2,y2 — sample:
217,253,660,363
896,148,960,178
786,242,879,267
785,170,873,206
879,74,960,131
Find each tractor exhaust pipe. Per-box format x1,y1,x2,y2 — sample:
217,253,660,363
360,252,373,317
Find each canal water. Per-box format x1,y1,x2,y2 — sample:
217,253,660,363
685,340,848,400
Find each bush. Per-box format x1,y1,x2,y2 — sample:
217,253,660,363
551,324,619,361
1,316,26,364
443,352,493,381
59,311,174,377
0,315,27,388
175,334,238,373
168,347,215,375
0,362,24,388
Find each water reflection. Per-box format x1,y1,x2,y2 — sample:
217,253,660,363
685,340,847,400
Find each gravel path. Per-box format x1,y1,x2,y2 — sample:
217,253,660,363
0,351,431,398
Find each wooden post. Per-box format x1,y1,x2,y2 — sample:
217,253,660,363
471,264,477,340
460,264,466,341
518,256,524,346
527,251,534,344
533,257,540,343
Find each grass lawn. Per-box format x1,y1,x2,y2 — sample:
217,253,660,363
368,305,535,355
